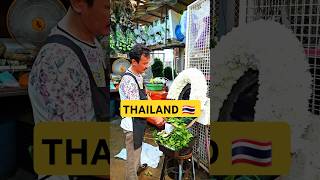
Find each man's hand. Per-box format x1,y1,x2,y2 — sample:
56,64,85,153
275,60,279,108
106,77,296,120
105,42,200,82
146,90,152,100
153,117,165,127
146,117,165,128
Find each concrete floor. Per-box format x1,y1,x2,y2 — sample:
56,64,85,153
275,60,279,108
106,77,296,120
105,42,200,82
109,119,210,180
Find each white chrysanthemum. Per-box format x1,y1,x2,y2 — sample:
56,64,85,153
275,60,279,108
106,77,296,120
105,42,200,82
167,68,209,125
167,68,208,107
212,20,318,178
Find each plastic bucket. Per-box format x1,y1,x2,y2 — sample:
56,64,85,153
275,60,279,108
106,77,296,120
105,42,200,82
146,83,164,91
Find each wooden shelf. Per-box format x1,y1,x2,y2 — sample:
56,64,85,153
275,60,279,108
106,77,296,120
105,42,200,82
0,67,31,72
132,0,194,25
110,53,128,59
0,87,28,97
148,42,185,50
110,56,130,60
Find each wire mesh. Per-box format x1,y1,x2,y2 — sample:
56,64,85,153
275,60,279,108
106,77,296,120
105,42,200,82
190,122,210,172
239,0,320,115
184,0,212,172
234,0,241,27
185,0,211,89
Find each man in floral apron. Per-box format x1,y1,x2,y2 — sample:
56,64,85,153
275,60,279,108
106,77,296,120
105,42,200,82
119,44,164,180
28,0,109,179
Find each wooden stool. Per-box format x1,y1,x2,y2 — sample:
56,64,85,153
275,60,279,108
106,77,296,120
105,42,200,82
160,152,196,180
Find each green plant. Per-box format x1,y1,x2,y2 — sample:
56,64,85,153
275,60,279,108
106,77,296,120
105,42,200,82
166,117,193,127
151,58,164,77
153,125,193,151
164,66,177,80
110,1,135,53
153,117,193,151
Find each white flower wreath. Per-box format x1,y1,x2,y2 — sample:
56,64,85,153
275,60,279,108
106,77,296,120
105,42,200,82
167,68,210,125
212,20,319,179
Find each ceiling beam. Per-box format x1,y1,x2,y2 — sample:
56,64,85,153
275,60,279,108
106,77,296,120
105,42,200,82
147,12,163,19
134,0,141,15
178,0,189,7
134,18,153,24
135,0,141,8
164,4,182,14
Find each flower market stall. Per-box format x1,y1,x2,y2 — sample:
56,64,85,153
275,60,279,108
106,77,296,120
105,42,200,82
134,0,212,175
108,0,201,117
110,0,212,179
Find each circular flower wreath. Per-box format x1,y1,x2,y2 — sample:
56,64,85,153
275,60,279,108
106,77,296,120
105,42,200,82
167,68,210,125
212,20,319,179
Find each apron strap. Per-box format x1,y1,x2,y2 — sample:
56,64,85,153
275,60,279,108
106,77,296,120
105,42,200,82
122,72,148,149
46,34,109,120
122,72,144,90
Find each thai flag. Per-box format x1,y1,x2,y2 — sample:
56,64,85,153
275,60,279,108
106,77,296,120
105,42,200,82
182,105,195,114
232,139,272,167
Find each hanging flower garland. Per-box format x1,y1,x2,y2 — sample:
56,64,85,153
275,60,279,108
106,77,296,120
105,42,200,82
212,20,319,179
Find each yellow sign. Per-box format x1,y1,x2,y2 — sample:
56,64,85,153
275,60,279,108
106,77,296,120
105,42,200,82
210,122,291,175
120,100,201,117
34,122,110,176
